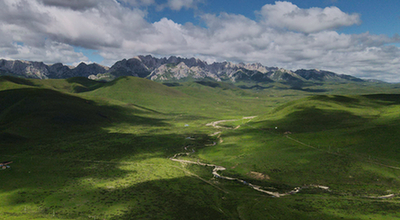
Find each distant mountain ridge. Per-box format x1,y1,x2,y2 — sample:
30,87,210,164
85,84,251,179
0,59,109,79
0,55,372,84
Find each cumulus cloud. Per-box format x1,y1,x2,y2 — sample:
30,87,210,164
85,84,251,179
0,0,399,81
157,0,203,11
259,1,361,33
0,0,149,62
38,0,99,11
168,0,202,10
2,40,88,64
118,0,155,7
201,13,263,41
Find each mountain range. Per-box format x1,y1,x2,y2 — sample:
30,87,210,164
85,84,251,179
0,55,371,84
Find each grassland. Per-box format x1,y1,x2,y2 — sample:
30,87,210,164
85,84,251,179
1,76,400,219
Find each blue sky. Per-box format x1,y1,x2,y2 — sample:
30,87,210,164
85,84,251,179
146,0,400,37
1,0,399,81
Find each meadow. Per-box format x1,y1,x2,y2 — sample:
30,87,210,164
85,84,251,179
1,76,400,219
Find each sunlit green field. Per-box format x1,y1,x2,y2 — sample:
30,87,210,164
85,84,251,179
1,76,400,219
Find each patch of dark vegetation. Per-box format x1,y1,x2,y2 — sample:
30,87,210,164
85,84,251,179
66,77,106,93
238,85,273,90
268,106,369,133
125,103,163,114
293,88,328,93
0,132,27,143
162,82,181,87
0,88,168,138
311,95,360,104
278,81,328,91
195,80,221,88
0,75,37,86
364,94,400,105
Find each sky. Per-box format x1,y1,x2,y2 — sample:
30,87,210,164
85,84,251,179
0,0,399,82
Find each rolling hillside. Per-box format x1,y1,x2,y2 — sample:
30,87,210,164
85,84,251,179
1,76,400,219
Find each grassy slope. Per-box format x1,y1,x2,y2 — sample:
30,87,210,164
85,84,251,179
0,77,231,219
1,76,400,219
198,94,400,219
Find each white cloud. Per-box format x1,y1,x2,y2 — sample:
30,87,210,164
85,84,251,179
2,40,88,64
0,0,399,81
259,1,361,33
0,0,149,62
38,0,98,11
157,0,203,11
118,0,155,7
168,0,201,10
201,13,263,41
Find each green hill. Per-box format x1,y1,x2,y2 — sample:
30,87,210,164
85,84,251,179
0,88,167,140
85,76,188,111
197,94,400,219
186,90,400,218
2,76,400,219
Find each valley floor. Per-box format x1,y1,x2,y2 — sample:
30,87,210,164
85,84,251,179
2,76,400,219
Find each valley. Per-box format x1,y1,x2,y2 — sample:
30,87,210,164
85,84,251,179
1,75,400,219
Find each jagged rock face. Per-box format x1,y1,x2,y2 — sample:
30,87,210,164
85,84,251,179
47,63,71,78
295,69,364,82
149,62,219,81
238,63,277,74
109,58,152,78
137,55,167,69
69,63,109,78
0,59,108,79
295,69,336,81
268,69,304,82
0,59,50,79
147,60,277,82
0,55,367,84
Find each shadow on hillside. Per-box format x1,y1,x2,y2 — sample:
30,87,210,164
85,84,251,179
257,106,369,133
1,94,396,219
237,85,273,90
162,82,182,87
195,80,221,88
310,95,360,104
1,121,232,219
4,159,374,220
90,76,136,88
100,177,229,220
0,88,167,134
292,88,328,93
66,77,106,93
3,162,229,219
275,81,329,93
0,75,38,86
0,87,224,218
125,103,165,114
363,94,400,105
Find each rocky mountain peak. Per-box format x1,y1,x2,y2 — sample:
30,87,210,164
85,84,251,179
1,55,369,84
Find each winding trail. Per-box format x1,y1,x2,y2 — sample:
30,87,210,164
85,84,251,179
6,116,396,199
205,116,257,129
171,116,330,197
170,155,329,197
